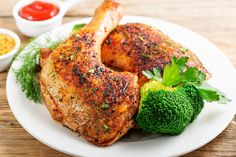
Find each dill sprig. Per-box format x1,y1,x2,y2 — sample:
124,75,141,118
15,50,41,102
14,38,60,103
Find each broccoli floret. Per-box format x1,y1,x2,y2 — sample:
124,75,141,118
138,56,230,135
179,84,204,122
136,81,193,135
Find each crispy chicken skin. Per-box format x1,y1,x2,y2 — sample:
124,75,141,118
40,0,139,146
101,23,210,85
40,0,210,147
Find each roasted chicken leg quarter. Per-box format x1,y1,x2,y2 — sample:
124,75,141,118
101,23,210,85
40,0,139,146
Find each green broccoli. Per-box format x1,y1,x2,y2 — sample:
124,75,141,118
137,81,193,134
136,57,230,135
180,83,204,122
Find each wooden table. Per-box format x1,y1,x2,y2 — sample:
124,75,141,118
0,0,236,156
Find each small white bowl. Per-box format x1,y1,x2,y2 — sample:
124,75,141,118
0,28,21,72
13,0,84,37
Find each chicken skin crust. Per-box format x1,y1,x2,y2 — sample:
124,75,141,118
101,23,210,86
40,0,139,146
40,0,210,147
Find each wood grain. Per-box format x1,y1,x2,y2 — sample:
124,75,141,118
0,0,236,156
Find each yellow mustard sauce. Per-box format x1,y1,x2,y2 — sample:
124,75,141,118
0,33,15,56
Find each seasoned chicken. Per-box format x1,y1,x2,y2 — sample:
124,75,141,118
101,23,210,85
40,0,139,146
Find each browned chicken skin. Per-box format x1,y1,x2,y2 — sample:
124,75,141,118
40,0,210,147
40,0,139,146
101,23,210,85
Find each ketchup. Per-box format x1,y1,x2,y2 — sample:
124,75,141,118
19,1,59,21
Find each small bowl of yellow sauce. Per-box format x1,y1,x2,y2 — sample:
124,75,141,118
0,28,21,72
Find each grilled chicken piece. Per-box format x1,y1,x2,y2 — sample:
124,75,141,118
101,23,210,85
40,0,139,146
40,48,52,67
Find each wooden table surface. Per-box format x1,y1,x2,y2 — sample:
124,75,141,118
0,0,236,156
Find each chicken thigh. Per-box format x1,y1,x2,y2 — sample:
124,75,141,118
40,0,139,146
101,23,210,85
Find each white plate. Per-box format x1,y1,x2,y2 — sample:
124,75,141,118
7,16,236,157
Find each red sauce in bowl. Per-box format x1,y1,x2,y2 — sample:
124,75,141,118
19,1,59,21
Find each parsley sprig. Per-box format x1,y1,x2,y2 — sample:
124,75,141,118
142,56,231,104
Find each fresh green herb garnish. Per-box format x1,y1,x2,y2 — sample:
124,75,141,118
197,83,231,104
162,56,205,86
142,67,162,82
143,56,205,87
71,23,86,34
102,124,110,131
181,67,206,86
14,39,60,103
142,56,230,104
15,49,41,102
101,103,109,110
172,56,188,71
